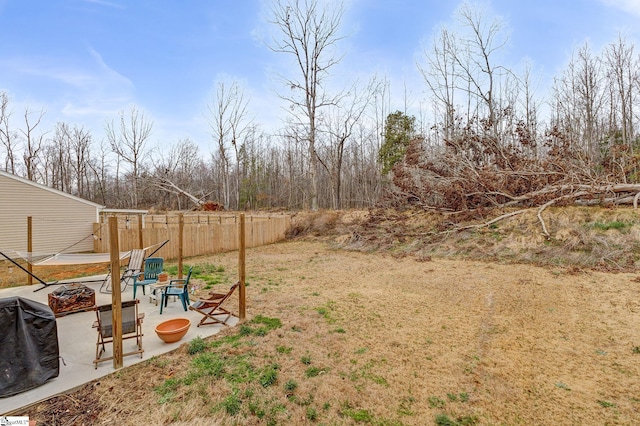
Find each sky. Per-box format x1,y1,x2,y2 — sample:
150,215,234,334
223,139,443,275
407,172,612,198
1,0,639,154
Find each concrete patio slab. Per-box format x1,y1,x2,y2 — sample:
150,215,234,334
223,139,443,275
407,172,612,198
0,277,237,415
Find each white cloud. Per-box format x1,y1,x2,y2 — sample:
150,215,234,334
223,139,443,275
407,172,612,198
81,0,125,10
88,48,134,90
600,0,640,17
3,58,94,89
61,99,127,117
1,47,138,134
2,48,133,95
54,49,135,121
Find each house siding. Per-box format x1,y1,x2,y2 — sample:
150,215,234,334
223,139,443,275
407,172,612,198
0,172,103,253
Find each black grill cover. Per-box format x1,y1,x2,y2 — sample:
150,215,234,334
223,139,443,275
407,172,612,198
0,296,59,397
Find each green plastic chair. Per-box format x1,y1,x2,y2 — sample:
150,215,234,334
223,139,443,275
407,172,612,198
132,257,163,299
160,267,192,314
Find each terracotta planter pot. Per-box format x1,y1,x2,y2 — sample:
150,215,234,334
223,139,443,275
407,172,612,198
158,273,169,282
155,318,191,343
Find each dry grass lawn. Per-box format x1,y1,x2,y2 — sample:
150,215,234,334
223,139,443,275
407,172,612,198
17,238,640,425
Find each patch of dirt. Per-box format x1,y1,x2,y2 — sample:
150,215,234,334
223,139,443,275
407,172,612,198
10,237,640,425
23,385,101,425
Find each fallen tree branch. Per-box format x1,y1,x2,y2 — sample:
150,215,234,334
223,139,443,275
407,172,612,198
161,178,202,205
537,200,554,238
154,177,205,208
455,208,529,231
536,190,592,238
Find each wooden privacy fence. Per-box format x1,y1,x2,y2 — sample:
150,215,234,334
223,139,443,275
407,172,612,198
93,214,291,260
98,213,250,229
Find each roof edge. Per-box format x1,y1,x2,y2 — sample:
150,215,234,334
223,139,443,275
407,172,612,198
100,208,149,214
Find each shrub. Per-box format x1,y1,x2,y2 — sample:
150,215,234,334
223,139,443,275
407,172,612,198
187,336,208,355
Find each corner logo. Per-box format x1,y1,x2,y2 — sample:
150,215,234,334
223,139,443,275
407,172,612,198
0,417,29,426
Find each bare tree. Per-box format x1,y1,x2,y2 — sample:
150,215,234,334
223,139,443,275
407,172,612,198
419,26,459,140
371,76,390,152
207,82,233,208
0,92,18,173
279,120,309,209
516,60,541,159
152,138,205,209
206,81,252,210
105,105,153,208
236,125,272,209
268,0,347,210
318,78,379,208
48,122,73,191
417,2,515,177
421,3,510,142
454,3,510,136
551,42,605,161
69,125,92,198
350,122,382,207
86,139,111,206
604,34,638,148
20,107,47,181
228,86,251,210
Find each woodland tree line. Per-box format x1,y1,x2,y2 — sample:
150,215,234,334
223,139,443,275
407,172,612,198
2,1,640,214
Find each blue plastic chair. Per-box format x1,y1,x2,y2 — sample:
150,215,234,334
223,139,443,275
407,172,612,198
160,267,192,314
132,257,164,299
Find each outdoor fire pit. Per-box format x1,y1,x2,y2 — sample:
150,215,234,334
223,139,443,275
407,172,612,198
48,283,96,317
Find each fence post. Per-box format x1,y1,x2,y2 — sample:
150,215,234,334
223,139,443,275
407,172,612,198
178,213,184,279
27,216,33,286
239,213,246,322
138,214,143,249
109,216,123,369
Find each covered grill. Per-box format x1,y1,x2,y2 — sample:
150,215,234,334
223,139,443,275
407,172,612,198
0,297,59,397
